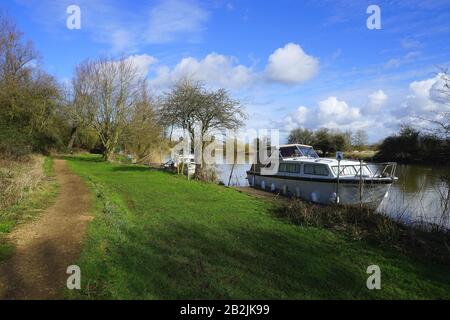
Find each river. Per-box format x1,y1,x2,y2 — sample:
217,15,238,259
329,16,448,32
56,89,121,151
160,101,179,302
215,163,450,228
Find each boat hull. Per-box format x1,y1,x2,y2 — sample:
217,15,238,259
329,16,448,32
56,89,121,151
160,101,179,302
246,172,393,208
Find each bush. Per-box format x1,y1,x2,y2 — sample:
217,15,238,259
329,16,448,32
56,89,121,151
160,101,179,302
0,154,45,212
194,166,219,183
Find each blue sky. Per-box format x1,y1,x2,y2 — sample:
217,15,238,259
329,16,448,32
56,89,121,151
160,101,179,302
3,0,450,142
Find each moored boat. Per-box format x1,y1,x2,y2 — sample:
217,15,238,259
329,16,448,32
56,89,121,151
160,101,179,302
247,144,397,208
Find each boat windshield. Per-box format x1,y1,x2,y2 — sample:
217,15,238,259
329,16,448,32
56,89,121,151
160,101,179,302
331,165,372,176
279,146,302,158
298,146,319,158
279,146,319,158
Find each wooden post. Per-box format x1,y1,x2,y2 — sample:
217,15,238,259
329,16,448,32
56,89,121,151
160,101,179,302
228,159,236,186
336,159,341,204
359,160,363,210
181,159,185,178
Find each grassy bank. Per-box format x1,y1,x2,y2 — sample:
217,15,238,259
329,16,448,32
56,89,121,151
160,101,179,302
345,150,377,161
67,155,450,299
0,155,58,261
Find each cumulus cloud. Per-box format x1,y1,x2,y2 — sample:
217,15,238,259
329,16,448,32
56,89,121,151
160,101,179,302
281,96,362,133
283,106,310,131
279,74,450,143
401,74,449,115
364,90,388,114
265,43,319,85
126,54,158,77
317,97,361,126
149,43,319,89
150,53,253,89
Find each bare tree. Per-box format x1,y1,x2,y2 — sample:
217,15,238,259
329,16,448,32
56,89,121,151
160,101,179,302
121,80,166,163
72,57,143,160
352,129,369,150
0,12,38,82
161,79,246,167
160,79,203,147
425,71,450,139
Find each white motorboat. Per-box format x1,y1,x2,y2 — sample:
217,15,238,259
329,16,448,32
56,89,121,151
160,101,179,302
247,144,397,208
163,154,196,176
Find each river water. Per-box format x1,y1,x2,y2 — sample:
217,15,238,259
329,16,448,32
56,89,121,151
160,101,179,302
215,163,450,228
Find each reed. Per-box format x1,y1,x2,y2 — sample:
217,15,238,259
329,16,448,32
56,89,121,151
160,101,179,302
274,199,450,264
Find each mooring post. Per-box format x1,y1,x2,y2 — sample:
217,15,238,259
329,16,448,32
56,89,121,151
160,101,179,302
359,160,363,210
228,158,236,186
336,159,341,204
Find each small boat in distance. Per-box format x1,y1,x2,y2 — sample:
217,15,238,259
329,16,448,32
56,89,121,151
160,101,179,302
163,153,196,176
247,144,397,208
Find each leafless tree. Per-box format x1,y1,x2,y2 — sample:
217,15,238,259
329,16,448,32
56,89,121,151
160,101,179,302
0,12,38,82
427,71,450,139
121,80,166,163
352,129,369,150
72,57,143,160
161,79,246,167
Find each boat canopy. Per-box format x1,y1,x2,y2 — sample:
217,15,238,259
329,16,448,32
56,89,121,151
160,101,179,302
278,144,319,159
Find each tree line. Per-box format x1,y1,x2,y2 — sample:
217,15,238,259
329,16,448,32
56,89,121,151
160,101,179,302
375,124,450,164
287,128,370,155
287,70,450,163
0,13,246,165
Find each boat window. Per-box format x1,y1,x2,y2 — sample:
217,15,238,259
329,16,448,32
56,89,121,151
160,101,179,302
303,164,329,176
331,165,371,176
279,163,301,173
279,146,302,158
298,146,319,158
355,165,372,176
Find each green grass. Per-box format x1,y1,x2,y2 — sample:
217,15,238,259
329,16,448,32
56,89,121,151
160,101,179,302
0,156,59,262
66,154,450,299
0,243,14,261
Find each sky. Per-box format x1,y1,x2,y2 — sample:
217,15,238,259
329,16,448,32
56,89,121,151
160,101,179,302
2,0,450,143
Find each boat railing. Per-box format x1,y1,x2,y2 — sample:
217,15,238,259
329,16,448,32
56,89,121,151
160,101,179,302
371,162,397,178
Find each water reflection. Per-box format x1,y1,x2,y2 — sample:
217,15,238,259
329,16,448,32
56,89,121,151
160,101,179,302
378,164,450,228
216,163,450,228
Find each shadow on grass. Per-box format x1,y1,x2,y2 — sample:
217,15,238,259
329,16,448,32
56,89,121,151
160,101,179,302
78,218,397,299
77,210,450,300
111,166,156,173
62,155,104,163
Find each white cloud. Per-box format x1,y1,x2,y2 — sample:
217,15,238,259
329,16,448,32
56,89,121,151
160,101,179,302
265,43,319,85
364,90,388,114
146,0,209,44
150,53,253,89
281,97,362,133
317,97,360,126
126,54,158,78
278,75,449,143
150,43,319,89
283,106,310,131
400,74,450,115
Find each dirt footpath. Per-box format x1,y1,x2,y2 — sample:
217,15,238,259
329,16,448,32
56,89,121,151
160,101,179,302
0,159,92,300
